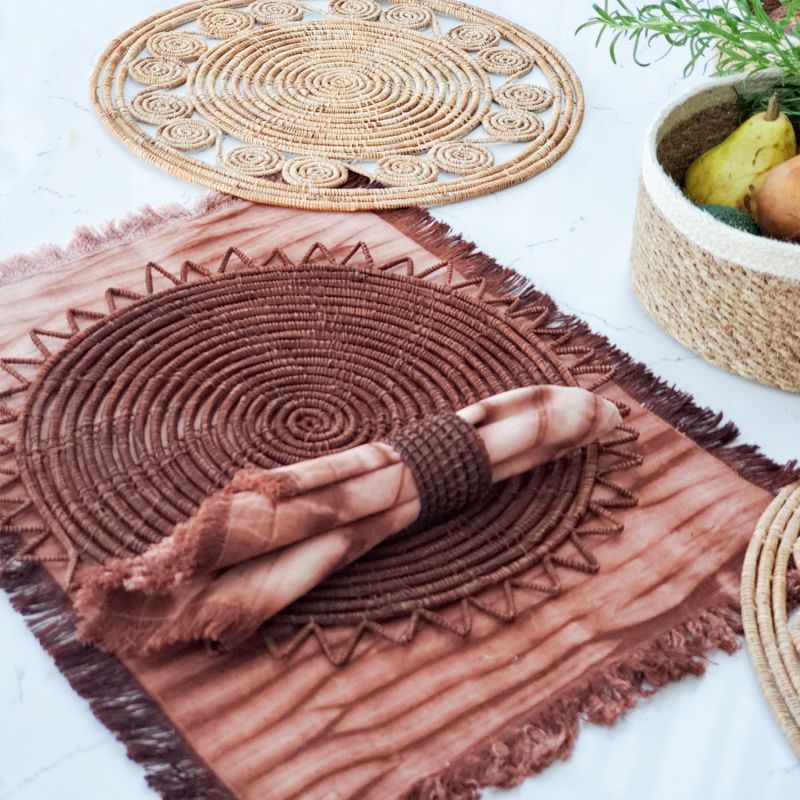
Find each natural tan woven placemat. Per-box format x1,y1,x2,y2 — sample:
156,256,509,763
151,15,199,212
1,198,797,799
91,0,583,210
742,482,800,756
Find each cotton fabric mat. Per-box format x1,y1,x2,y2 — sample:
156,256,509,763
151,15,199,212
91,0,583,210
0,197,798,799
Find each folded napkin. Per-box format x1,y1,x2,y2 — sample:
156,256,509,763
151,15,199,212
75,386,621,656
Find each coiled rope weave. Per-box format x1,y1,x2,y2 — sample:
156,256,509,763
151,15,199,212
742,483,800,756
90,0,583,210
14,248,635,634
631,76,800,393
383,413,493,529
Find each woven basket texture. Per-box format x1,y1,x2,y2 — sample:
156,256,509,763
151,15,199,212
630,78,800,392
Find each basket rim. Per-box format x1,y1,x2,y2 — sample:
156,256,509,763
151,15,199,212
642,70,799,282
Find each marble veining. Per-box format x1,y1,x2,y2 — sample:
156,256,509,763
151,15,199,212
0,2,798,798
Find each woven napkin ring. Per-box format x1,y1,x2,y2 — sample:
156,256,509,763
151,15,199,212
384,413,493,528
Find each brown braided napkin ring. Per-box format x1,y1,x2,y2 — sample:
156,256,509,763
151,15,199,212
384,413,492,529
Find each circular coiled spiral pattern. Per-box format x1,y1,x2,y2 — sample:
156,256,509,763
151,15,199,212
130,91,194,125
374,155,439,185
187,20,491,160
477,46,534,75
128,57,187,88
222,145,284,176
742,483,800,757
198,8,255,39
147,31,207,61
282,156,349,187
482,109,544,141
380,4,433,29
447,23,501,51
495,83,554,112
18,262,602,626
429,141,495,174
157,119,217,151
92,1,583,209
249,0,304,23
329,0,381,20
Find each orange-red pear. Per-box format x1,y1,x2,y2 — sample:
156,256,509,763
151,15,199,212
754,155,800,242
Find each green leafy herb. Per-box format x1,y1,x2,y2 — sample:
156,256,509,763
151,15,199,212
578,1,800,77
736,72,800,120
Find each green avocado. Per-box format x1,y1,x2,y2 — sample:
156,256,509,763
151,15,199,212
699,204,761,235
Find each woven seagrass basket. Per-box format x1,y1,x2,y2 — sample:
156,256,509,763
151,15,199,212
630,73,800,392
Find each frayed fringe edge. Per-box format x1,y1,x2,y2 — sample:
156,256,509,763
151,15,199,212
382,206,800,494
0,548,235,800
2,196,797,800
404,601,750,800
381,204,799,798
0,192,237,286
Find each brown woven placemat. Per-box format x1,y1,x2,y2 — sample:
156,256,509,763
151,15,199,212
91,0,583,210
1,198,798,799
12,243,636,645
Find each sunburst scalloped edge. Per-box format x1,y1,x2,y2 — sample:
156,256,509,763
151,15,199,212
0,242,641,665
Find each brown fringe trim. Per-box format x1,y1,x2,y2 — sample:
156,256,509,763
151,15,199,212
381,205,799,797
0,540,234,800
404,601,746,799
0,193,237,286
74,470,302,656
2,195,798,800
406,575,800,800
382,205,800,494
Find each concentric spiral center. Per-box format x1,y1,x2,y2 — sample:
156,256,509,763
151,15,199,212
19,261,596,626
188,20,493,159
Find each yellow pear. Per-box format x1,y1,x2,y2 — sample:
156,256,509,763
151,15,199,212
684,96,796,210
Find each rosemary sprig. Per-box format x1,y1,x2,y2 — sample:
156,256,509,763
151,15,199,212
737,73,800,119
578,1,800,77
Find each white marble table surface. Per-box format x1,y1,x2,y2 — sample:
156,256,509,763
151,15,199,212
1,2,798,798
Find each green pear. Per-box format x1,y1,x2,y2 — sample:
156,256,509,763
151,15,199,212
684,95,796,210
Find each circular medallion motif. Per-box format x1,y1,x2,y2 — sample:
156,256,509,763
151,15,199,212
249,0,304,22
91,0,583,209
18,259,605,627
374,155,439,185
222,144,284,175
381,4,432,29
128,57,188,87
188,20,492,160
130,91,194,125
